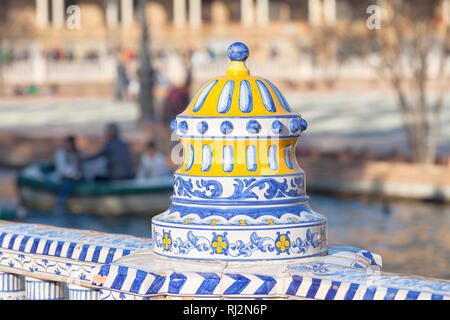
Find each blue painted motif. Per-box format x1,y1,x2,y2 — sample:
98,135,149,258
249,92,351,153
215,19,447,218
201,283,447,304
185,144,194,172
271,120,283,133
284,145,293,169
246,145,257,172
178,121,189,134
265,79,291,112
246,120,261,134
223,145,234,172
289,118,300,133
192,80,218,112
153,228,323,258
300,118,308,132
268,145,278,171
173,177,303,203
196,121,208,134
217,80,235,113
256,80,276,113
220,121,234,135
170,119,177,131
201,145,212,172
239,80,253,113
227,42,249,62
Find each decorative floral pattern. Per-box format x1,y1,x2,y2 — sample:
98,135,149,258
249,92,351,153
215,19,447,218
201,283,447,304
173,176,304,202
275,232,291,255
153,228,325,259
162,231,172,252
211,233,229,255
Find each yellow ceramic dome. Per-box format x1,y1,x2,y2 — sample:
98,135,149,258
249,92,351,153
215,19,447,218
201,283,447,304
180,46,294,118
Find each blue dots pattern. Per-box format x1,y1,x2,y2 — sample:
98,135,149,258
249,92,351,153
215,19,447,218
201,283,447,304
196,121,208,134
170,119,177,131
289,118,300,133
246,120,261,134
300,118,308,132
178,121,189,134
220,121,234,135
271,120,283,134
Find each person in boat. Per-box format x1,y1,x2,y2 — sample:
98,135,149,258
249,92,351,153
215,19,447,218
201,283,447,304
54,135,83,212
136,141,170,180
86,123,135,181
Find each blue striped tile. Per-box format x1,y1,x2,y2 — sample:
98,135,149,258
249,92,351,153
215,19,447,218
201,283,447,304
168,273,187,294
111,266,128,290
66,242,77,259
286,275,303,296
196,273,221,295
306,278,321,299
363,286,377,300
145,273,166,295
254,275,276,295
78,244,90,261
105,248,117,264
7,234,18,250
42,239,52,255
18,236,30,252
224,274,250,295
54,241,64,257
91,246,102,263
384,288,398,300
324,281,341,300
406,290,420,300
344,283,360,300
129,270,147,294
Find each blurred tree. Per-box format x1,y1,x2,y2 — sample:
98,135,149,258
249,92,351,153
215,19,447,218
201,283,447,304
368,0,450,164
137,0,156,121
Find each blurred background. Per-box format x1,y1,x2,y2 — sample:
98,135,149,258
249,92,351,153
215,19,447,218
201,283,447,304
0,0,449,279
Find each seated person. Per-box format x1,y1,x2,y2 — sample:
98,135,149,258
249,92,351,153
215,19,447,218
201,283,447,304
86,123,134,181
54,135,83,212
136,141,170,180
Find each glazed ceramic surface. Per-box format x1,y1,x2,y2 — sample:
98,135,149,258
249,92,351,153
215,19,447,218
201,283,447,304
152,42,327,261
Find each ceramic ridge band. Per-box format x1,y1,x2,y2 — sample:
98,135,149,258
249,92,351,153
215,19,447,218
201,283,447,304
151,211,327,261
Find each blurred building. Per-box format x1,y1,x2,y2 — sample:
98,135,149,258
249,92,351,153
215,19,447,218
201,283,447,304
0,0,449,94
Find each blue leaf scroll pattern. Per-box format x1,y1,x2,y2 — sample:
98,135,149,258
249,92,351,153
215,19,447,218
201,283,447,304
153,229,321,258
173,177,302,201
174,178,223,199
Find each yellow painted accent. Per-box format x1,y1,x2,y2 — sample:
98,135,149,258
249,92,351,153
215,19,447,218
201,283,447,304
226,61,249,77
181,77,293,117
239,220,246,225
184,219,191,224
211,220,217,225
178,137,301,176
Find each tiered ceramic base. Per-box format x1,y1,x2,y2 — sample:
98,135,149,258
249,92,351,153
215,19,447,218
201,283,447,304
151,201,327,261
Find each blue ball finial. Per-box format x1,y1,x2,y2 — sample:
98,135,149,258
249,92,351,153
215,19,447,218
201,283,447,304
228,42,249,62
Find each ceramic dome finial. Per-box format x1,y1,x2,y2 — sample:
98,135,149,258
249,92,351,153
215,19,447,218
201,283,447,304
226,42,250,76
227,42,249,62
